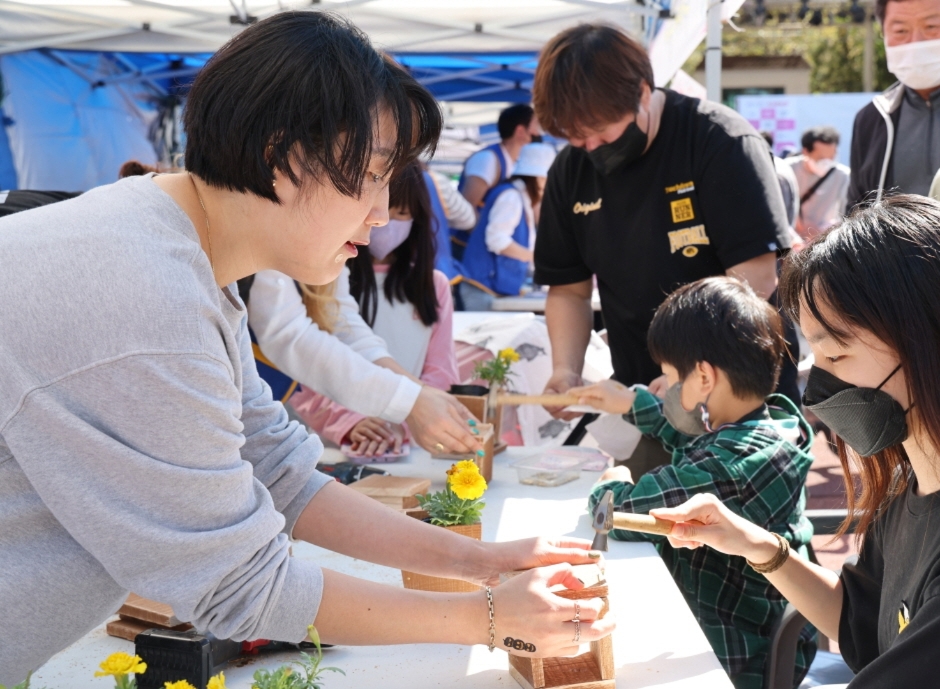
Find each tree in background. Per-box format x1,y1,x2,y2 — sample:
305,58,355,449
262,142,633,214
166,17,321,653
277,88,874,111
683,15,893,94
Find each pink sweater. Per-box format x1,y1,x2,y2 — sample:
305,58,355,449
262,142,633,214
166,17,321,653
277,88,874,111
289,268,459,444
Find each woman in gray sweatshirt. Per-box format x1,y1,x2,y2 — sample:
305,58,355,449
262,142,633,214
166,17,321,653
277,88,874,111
0,12,614,685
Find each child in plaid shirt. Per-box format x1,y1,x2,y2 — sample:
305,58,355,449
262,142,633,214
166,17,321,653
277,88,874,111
572,276,815,689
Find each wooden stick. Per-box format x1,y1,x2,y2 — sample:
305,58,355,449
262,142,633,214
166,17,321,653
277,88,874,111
611,512,674,536
495,393,581,407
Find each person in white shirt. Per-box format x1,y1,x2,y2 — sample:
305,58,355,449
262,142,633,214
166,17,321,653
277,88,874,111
787,126,851,240
460,143,557,311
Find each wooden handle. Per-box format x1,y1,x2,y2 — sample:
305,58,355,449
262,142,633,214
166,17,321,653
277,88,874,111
611,512,674,536
495,393,581,407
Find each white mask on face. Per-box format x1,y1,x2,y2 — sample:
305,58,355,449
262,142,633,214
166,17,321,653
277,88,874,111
809,157,837,176
369,218,413,260
886,37,940,91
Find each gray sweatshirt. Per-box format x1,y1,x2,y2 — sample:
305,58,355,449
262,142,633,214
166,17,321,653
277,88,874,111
0,175,332,684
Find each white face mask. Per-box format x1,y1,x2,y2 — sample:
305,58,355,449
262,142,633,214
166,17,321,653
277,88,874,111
806,157,836,177
369,218,413,261
886,37,940,91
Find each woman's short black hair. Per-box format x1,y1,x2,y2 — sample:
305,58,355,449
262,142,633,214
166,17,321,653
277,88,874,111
648,277,786,399
184,11,442,202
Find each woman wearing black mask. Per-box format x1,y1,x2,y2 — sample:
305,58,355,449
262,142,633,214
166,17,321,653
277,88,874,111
648,194,940,688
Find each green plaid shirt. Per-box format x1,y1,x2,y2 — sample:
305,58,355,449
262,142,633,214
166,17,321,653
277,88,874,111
588,388,816,689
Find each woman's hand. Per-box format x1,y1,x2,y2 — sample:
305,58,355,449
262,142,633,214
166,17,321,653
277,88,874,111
406,386,481,454
491,564,616,658
348,418,404,456
569,380,636,415
650,493,779,563
465,537,603,586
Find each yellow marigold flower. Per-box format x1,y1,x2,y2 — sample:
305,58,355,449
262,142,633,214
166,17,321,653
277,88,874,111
449,467,487,500
207,672,226,689
94,652,147,677
498,347,520,363
164,681,197,689
452,460,480,476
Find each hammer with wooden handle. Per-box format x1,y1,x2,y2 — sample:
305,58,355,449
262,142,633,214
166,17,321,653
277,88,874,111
484,390,584,423
590,489,676,551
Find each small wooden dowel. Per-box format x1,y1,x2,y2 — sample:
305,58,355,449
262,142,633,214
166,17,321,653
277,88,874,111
495,393,581,407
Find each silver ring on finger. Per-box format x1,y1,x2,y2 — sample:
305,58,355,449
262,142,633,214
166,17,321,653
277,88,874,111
573,602,580,623
572,619,581,644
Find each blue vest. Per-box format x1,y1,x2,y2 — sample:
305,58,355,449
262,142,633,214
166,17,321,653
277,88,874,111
423,171,461,282
461,182,530,296
453,143,509,250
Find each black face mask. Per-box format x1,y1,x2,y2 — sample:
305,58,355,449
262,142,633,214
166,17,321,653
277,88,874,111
802,364,911,457
529,134,543,144
586,118,648,175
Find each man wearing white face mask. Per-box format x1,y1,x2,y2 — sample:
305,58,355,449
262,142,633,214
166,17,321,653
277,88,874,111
788,126,850,239
848,0,940,208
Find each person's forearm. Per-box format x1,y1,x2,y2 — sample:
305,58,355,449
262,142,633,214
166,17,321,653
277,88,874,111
499,242,534,263
745,532,844,639
726,253,778,301
545,282,593,375
293,481,494,581
314,569,487,646
375,356,422,385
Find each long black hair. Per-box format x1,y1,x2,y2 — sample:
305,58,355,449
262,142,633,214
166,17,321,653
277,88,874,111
348,161,439,327
780,194,940,540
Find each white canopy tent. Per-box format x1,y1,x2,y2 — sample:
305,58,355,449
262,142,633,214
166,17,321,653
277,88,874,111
0,0,661,55
0,0,725,189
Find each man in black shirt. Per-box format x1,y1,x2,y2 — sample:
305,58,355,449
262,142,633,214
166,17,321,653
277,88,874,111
531,24,794,456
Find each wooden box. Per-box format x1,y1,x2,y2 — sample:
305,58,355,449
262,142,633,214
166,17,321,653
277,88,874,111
347,474,431,510
453,393,507,455
430,423,495,482
401,509,482,593
504,565,614,689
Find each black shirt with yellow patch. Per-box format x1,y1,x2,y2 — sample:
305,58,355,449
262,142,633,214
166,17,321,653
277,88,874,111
534,89,790,386
839,478,940,687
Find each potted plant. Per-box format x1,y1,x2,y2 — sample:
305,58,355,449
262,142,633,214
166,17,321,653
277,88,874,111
401,461,488,593
250,625,343,689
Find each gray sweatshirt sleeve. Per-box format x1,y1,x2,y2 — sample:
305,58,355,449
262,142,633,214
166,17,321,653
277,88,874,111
3,350,328,643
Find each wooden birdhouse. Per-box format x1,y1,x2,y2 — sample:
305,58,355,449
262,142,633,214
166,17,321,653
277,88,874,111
504,564,614,689
347,474,431,510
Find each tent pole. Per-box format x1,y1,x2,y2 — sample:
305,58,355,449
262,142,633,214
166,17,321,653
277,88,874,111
705,0,723,102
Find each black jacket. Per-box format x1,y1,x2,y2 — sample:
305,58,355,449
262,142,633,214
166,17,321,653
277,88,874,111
848,82,904,212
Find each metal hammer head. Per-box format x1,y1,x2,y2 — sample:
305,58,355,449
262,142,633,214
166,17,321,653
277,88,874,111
591,489,614,552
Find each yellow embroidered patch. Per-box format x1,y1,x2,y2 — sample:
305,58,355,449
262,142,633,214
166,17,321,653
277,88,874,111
670,198,695,223
665,181,695,194
899,603,910,633
573,198,602,215
668,224,710,255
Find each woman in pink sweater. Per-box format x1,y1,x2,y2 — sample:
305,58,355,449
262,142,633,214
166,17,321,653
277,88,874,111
291,161,459,456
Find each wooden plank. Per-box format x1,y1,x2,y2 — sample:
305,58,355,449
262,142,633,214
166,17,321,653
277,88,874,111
107,617,192,642
348,474,431,498
118,594,184,627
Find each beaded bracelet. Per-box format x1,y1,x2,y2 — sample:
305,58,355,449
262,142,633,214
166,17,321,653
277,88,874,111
746,533,790,575
485,586,496,652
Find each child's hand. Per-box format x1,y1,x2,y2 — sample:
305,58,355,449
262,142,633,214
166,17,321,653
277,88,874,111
349,418,404,456
598,465,633,484
568,380,636,415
